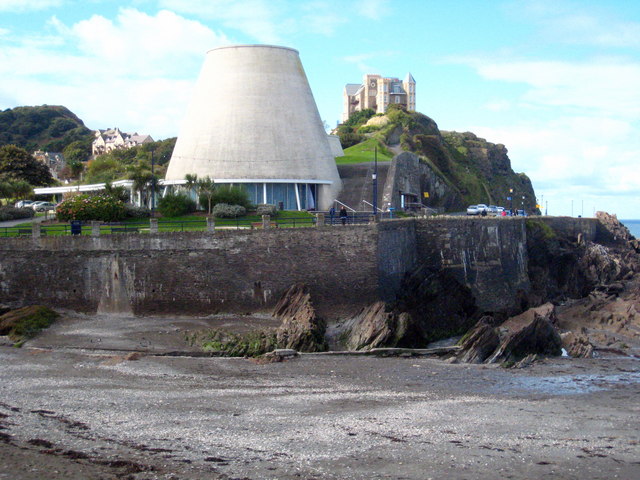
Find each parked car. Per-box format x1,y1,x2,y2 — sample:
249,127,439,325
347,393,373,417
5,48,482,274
487,205,499,215
32,201,56,212
476,204,489,216
466,205,479,215
14,200,34,209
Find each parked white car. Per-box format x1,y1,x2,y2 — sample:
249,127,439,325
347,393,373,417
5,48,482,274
14,200,34,209
467,205,479,215
31,201,56,212
476,204,489,215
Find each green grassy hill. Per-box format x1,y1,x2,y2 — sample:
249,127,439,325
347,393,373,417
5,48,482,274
335,106,538,212
0,105,93,152
336,138,393,164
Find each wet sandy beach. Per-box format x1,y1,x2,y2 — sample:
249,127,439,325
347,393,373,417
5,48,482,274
1,343,639,480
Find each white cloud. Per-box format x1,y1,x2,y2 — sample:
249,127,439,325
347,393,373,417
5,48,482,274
511,0,640,48
65,8,228,76
159,0,283,43
0,8,229,138
343,50,397,74
484,99,511,112
0,0,63,11
300,3,347,36
470,115,640,218
353,0,390,21
472,59,640,118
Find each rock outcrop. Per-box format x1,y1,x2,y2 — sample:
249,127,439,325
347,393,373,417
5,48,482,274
561,331,594,358
273,284,327,352
486,315,562,363
341,302,413,350
339,265,478,351
457,316,500,364
457,304,563,364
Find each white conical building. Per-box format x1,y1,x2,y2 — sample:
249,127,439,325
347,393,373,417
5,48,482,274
165,45,342,210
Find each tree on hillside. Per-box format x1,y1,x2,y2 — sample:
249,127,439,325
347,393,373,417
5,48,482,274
84,155,127,184
141,137,176,165
0,105,93,152
0,144,55,186
62,139,92,164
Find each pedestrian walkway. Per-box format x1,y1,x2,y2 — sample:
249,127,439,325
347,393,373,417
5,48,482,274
0,215,47,228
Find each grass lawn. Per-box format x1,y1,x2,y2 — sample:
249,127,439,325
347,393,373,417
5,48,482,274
336,138,393,165
0,210,317,236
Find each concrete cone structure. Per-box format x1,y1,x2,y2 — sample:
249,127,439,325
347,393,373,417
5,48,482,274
165,45,342,210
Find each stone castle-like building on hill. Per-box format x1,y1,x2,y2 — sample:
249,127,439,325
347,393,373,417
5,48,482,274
342,73,416,122
92,128,153,157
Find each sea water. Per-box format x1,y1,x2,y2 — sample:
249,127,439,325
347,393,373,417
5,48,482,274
621,219,640,238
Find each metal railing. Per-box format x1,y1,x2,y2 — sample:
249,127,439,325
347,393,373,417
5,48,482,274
0,208,421,238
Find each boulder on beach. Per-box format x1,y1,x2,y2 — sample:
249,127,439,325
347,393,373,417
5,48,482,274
457,304,563,364
273,283,327,352
341,301,413,351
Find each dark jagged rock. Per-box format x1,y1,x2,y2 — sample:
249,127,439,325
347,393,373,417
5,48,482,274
457,305,563,364
392,265,478,346
487,315,563,364
596,211,636,244
561,331,594,358
341,302,413,350
340,265,478,351
526,220,594,304
456,316,500,364
273,284,327,352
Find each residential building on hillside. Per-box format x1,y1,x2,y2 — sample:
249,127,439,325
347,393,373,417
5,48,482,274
342,73,416,122
33,150,65,180
92,128,153,156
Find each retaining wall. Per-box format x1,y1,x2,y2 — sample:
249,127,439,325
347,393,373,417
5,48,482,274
0,217,597,317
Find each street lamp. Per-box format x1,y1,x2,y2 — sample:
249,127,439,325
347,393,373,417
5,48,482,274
151,151,156,217
508,188,513,214
372,146,378,215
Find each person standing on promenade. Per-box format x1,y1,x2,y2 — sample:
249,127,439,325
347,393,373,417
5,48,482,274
340,206,348,225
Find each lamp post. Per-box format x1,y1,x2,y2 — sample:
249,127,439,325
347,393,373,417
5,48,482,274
372,146,378,215
151,151,156,217
508,188,513,215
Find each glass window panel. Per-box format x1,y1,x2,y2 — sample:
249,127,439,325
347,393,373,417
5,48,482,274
272,184,286,208
266,183,274,204
297,184,306,210
287,184,297,210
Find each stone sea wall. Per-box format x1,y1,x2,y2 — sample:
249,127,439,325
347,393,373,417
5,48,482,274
0,217,597,317
415,217,529,312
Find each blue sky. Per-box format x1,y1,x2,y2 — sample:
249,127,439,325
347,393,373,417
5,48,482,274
1,0,639,218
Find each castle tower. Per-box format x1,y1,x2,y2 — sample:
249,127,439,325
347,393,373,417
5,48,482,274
403,73,416,111
165,45,342,210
